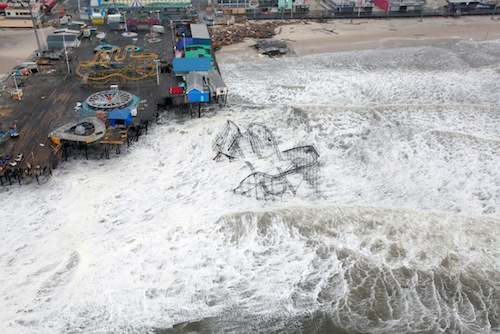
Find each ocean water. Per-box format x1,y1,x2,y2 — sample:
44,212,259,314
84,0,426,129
1,39,500,333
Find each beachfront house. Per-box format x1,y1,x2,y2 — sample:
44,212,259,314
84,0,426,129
0,2,43,28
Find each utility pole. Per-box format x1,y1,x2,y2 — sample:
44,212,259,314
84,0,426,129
29,1,42,55
62,34,71,74
281,2,284,22
492,0,498,19
420,0,425,21
351,1,354,23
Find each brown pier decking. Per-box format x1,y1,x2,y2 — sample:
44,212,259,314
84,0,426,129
0,23,179,185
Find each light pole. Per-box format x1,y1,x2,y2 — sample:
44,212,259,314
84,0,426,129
155,59,160,85
62,34,71,74
351,1,355,23
182,32,186,55
281,0,287,22
29,1,42,56
12,73,21,101
420,0,425,21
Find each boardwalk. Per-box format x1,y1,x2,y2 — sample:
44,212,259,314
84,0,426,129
0,23,178,184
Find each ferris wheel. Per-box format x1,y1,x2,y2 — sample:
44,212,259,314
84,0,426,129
86,90,133,110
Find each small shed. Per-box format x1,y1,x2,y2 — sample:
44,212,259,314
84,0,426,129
186,72,209,103
190,24,211,45
173,58,212,76
108,108,133,127
206,69,227,104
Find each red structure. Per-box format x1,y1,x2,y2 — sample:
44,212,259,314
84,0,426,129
43,0,56,13
371,0,389,11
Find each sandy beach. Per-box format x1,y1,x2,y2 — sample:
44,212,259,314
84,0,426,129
0,27,54,75
215,16,500,63
0,17,499,73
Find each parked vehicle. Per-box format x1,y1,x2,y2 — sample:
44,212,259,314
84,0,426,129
169,86,184,94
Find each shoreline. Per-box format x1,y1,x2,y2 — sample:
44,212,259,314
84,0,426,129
215,16,500,63
0,27,55,75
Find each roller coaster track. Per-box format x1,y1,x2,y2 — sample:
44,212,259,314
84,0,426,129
76,45,159,84
233,145,320,198
213,120,320,199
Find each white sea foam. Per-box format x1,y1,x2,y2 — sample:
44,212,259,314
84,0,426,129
0,39,499,333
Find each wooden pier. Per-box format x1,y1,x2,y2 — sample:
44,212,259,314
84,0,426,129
0,24,178,186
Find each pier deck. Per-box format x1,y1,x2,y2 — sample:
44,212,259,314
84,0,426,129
0,22,179,183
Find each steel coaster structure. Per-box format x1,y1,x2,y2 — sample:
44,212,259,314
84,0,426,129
76,45,159,85
212,120,320,199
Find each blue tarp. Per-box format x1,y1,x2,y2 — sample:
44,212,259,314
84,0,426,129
108,108,132,127
176,37,194,51
173,58,211,75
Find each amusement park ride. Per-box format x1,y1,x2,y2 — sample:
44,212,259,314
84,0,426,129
76,45,159,85
213,120,321,200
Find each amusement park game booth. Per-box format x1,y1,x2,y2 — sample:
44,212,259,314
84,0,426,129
108,108,133,127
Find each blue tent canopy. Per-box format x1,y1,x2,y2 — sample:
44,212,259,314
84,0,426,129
108,108,132,127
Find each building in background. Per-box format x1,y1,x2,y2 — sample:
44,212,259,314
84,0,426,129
0,2,43,28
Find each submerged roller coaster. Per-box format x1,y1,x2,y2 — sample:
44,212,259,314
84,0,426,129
213,120,320,199
76,45,159,85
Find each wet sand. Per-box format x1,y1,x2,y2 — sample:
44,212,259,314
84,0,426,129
215,17,500,63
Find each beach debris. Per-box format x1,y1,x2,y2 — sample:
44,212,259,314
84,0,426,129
253,39,291,56
210,22,281,51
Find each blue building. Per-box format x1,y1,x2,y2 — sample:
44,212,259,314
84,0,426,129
173,58,212,76
186,72,209,103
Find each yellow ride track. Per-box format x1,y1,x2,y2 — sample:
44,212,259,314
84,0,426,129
76,45,159,83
